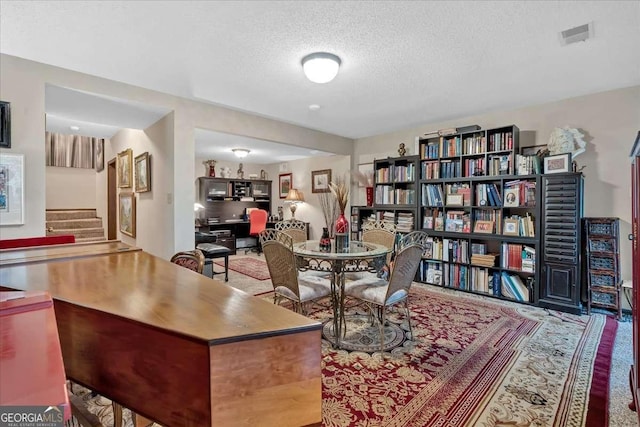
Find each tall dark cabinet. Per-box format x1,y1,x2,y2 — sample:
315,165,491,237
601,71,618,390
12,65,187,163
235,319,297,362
629,131,640,420
538,173,584,314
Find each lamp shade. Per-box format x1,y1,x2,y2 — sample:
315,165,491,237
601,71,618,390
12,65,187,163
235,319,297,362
302,52,341,84
285,188,305,203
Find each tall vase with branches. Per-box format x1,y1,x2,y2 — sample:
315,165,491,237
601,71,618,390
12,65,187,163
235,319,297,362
330,177,350,251
318,191,339,238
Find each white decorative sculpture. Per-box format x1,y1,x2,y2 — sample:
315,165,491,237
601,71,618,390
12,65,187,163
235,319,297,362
548,127,586,159
220,167,231,178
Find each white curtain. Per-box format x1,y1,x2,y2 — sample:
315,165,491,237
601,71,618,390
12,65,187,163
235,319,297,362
46,132,103,169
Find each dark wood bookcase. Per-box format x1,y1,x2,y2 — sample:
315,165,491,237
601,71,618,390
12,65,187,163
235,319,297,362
537,173,584,314
373,155,419,236
628,131,640,420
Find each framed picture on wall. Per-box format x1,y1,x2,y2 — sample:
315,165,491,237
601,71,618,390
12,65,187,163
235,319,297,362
0,153,24,225
135,152,151,192
118,148,133,188
311,169,331,193
0,101,11,149
279,173,292,198
119,192,136,237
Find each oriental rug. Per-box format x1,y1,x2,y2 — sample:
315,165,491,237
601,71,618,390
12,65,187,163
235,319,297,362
66,285,616,427
214,256,270,280
314,285,616,427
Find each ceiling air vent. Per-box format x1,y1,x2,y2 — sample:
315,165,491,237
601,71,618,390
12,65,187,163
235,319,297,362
559,22,594,46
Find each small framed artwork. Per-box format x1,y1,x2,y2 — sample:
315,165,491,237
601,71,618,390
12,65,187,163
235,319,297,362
503,218,520,236
119,192,136,237
117,148,133,188
135,152,151,192
544,153,571,174
503,188,519,207
0,101,10,148
311,169,331,193
474,220,494,234
446,193,464,206
95,139,104,172
0,153,24,225
279,173,292,199
520,144,547,156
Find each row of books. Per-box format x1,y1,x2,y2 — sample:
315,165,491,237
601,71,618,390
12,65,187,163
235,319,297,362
375,186,416,205
396,212,415,233
421,160,440,179
503,214,535,237
375,164,416,183
486,154,513,175
420,180,536,209
515,154,542,175
488,132,515,152
503,179,536,207
500,243,535,272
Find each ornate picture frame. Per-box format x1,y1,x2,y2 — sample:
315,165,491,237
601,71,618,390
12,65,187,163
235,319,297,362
135,152,151,193
311,169,331,193
119,192,136,237
279,173,292,199
117,148,133,188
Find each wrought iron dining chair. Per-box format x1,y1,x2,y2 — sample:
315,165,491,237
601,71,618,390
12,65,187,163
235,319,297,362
259,229,331,315
346,220,397,281
274,219,307,243
344,243,424,353
397,230,431,251
170,249,205,273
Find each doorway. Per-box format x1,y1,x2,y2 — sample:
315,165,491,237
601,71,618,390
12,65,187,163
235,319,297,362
107,158,117,240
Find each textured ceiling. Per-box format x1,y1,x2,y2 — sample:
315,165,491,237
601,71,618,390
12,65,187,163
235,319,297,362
2,1,639,140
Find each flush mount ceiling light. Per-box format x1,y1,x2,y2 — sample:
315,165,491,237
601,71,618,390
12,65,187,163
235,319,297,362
232,148,250,158
301,52,341,84
69,125,80,131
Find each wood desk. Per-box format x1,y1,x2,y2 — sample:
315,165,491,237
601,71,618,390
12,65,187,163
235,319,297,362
0,240,140,266
0,291,70,421
0,250,322,426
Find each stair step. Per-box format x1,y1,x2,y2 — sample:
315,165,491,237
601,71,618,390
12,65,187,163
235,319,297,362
47,228,105,239
47,218,103,230
75,236,107,243
46,209,98,221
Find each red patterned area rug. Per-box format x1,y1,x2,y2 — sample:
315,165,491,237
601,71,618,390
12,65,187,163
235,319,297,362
214,257,270,280
314,285,616,427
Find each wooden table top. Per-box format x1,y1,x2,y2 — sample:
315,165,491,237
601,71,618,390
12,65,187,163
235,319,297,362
0,250,320,344
0,240,141,266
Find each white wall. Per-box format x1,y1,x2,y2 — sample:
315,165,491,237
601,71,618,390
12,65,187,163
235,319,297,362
46,167,96,209
270,155,351,240
0,54,352,256
109,113,174,258
354,85,640,281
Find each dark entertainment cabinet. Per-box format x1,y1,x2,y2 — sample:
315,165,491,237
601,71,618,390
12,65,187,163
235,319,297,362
196,177,272,253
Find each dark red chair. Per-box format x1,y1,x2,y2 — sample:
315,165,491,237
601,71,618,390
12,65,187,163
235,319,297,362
246,209,268,254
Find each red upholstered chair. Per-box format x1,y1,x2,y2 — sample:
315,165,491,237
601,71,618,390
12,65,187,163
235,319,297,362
246,209,268,254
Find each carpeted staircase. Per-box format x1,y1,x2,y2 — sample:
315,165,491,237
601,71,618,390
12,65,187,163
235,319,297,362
46,209,106,243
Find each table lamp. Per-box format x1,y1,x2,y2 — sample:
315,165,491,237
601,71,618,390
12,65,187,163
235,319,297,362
284,188,305,218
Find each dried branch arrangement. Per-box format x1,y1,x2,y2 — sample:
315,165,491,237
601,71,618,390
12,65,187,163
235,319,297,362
318,191,338,237
329,176,349,213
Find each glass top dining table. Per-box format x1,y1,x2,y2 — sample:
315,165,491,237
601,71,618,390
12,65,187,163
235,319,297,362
293,240,391,349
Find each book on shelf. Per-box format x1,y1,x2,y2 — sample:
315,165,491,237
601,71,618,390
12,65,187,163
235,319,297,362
471,243,487,254
470,253,497,267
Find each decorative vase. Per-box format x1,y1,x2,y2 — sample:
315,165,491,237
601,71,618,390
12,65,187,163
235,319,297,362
320,227,331,252
334,212,349,252
366,186,374,207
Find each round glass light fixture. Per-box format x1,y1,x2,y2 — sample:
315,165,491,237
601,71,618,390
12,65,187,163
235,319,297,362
301,52,341,84
232,148,250,158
